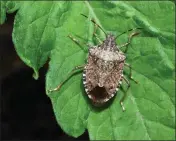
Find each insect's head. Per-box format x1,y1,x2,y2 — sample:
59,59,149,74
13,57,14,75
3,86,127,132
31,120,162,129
106,34,115,40
102,34,117,50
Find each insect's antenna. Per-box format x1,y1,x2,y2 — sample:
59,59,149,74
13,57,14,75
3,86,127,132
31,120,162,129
81,13,107,36
115,27,143,39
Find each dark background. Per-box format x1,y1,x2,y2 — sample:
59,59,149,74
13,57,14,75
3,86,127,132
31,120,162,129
0,12,89,140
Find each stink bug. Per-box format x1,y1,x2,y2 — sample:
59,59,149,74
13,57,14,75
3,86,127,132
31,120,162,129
48,14,142,111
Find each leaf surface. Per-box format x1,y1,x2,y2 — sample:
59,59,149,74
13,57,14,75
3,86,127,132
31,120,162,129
4,1,175,140
0,1,22,24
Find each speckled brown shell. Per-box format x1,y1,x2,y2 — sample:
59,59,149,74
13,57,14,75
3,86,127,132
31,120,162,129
83,34,125,106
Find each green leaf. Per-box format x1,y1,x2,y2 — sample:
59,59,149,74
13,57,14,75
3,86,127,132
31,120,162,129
0,1,22,24
13,1,56,79
6,1,176,140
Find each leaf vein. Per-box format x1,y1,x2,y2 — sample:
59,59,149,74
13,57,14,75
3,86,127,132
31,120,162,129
133,69,174,106
130,95,151,140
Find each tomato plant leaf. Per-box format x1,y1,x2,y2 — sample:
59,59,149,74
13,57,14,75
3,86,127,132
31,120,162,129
2,1,175,140
0,1,22,24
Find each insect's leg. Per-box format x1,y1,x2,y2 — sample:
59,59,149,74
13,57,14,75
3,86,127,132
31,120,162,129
93,32,103,44
122,75,130,87
124,63,138,84
48,65,85,93
120,98,126,112
118,31,140,49
93,21,98,34
120,86,130,112
120,75,130,111
68,35,82,46
68,35,90,52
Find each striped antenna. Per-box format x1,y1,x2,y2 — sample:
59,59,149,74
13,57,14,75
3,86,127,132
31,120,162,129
81,13,107,36
115,27,143,39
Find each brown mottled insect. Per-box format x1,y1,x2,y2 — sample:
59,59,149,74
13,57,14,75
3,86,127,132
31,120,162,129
48,14,142,111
